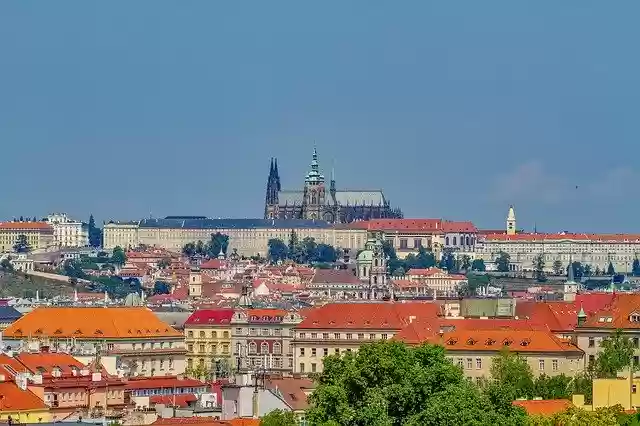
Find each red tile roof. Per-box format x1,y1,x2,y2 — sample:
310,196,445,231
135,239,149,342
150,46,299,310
0,381,48,411
297,302,440,330
200,259,225,270
184,309,234,326
149,393,197,407
581,294,640,329
15,352,85,378
0,222,53,231
345,219,477,233
513,399,573,416
266,377,314,411
310,269,361,285
483,232,640,242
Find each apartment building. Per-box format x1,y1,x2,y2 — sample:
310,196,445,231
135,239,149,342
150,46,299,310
45,213,89,248
0,221,54,252
103,217,367,256
391,267,467,297
231,309,302,373
184,309,234,374
292,302,440,374
2,307,186,378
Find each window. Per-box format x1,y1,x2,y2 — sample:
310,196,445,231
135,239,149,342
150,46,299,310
588,355,595,365
370,334,376,339
335,348,340,355
223,331,229,339
634,356,639,367
199,331,205,338
334,333,340,339
249,342,257,354
261,342,269,354
414,238,422,248
588,337,595,348
399,239,408,249
222,344,229,354
299,363,305,373
300,348,305,356
453,236,457,245
236,328,243,335
311,363,317,373
273,342,282,355
323,348,328,356
249,328,257,336
552,359,558,371
466,358,472,369
358,333,364,340
538,359,545,371
188,344,193,352
457,358,463,368
274,328,281,336
300,333,306,339
381,334,388,340
311,333,318,339
199,344,205,353
346,333,353,340
634,338,639,348
261,328,269,336
311,348,317,357
187,331,193,338
476,358,482,369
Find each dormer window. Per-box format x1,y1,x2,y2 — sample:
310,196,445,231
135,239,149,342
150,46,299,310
503,338,513,347
446,338,458,345
520,338,531,347
466,338,476,345
630,313,640,323
485,338,495,346
73,329,82,335
54,329,63,335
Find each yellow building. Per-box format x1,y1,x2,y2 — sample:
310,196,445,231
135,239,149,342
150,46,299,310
3,307,186,378
184,309,234,375
104,217,367,256
0,221,54,253
0,381,52,423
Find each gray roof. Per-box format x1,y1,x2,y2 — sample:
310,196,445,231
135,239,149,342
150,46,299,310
138,218,333,230
0,306,22,321
278,190,386,206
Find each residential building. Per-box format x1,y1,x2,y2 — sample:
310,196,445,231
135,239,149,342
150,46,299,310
396,325,584,382
0,381,51,423
45,213,89,248
2,307,186,377
0,221,54,253
184,309,235,374
478,206,640,272
392,267,467,298
103,217,367,256
126,376,209,409
231,309,302,373
293,302,440,374
305,269,369,299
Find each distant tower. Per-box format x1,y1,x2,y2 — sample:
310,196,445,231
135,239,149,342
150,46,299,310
189,266,202,298
506,205,516,235
302,147,326,220
264,158,280,219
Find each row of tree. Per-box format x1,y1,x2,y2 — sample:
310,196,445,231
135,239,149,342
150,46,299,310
267,231,338,264
262,332,640,426
494,251,620,279
182,233,230,258
384,242,487,276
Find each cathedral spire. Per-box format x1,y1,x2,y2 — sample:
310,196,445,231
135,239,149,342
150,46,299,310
305,146,324,184
274,158,281,191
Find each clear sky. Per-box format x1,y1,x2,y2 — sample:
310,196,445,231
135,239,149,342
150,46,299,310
1,1,638,232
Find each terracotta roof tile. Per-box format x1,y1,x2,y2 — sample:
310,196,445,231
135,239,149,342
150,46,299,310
0,221,53,231
266,377,314,411
0,381,48,411
3,307,182,339
184,309,234,326
483,232,640,242
513,399,573,416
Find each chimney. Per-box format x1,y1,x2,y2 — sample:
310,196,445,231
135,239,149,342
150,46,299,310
252,389,259,419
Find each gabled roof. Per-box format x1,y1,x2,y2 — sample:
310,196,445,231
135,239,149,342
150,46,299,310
581,294,640,329
0,381,48,411
15,352,85,378
266,377,314,411
0,306,22,321
310,269,361,285
3,307,182,339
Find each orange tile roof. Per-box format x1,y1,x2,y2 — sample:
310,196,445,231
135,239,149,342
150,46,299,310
0,381,48,411
345,219,477,233
297,302,440,330
265,377,314,411
0,354,28,377
418,329,582,353
0,221,53,231
3,307,182,339
16,352,85,377
483,232,640,242
513,399,573,416
581,294,640,329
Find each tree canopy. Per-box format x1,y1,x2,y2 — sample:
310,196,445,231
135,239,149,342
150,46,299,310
13,234,31,253
306,341,527,426
111,246,127,266
495,251,510,272
266,236,339,265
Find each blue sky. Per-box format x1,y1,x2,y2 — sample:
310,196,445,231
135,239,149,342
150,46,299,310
1,2,638,232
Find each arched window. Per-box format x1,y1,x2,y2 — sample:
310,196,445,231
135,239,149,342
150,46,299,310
261,342,269,354
248,341,257,354
373,276,378,284
374,259,378,267
273,342,282,355
466,236,470,245
363,266,368,277
453,236,457,245
445,237,450,245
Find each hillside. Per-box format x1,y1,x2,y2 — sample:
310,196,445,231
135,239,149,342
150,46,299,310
0,270,73,299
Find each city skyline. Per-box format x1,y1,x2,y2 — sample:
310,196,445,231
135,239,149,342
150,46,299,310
1,2,639,232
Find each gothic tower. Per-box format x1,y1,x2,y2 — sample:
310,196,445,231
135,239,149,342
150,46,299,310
264,158,280,219
302,148,326,220
506,205,516,235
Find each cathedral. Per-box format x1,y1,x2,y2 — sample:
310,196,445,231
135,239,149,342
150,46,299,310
264,148,402,223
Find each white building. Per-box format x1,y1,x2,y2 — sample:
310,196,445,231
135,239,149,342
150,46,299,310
46,213,89,248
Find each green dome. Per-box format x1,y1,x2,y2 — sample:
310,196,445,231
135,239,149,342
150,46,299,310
357,249,373,262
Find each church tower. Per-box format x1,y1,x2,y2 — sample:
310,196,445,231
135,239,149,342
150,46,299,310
302,148,326,220
506,205,516,235
264,158,280,219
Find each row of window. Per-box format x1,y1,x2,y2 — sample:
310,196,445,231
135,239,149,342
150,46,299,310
131,386,206,397
187,343,230,354
451,357,559,371
187,330,231,339
298,332,389,340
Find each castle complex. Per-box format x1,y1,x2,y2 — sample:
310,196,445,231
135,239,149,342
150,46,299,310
263,148,402,223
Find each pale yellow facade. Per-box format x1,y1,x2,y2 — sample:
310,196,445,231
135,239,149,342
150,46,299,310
104,222,368,256
0,408,52,424
185,325,233,372
0,225,54,253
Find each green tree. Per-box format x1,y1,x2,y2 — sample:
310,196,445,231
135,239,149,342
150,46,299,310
182,242,196,257
391,267,405,277
195,240,206,255
607,261,615,275
532,374,572,399
206,233,229,257
267,238,288,263
415,245,436,269
542,406,623,426
88,214,102,247
153,281,171,295
0,257,13,271
569,261,584,279
287,230,298,254
111,246,126,266
13,234,31,253
260,409,297,426
595,329,635,378
583,264,593,277
306,341,526,426
157,258,171,269
532,254,546,282
316,243,338,263
299,237,319,263
439,249,456,272
552,260,564,275
595,266,602,276
490,349,535,399
61,259,87,279
459,254,471,271
494,251,511,272
470,258,486,272
633,258,640,276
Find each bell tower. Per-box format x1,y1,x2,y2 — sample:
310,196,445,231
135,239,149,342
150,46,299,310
303,147,325,220
506,205,516,235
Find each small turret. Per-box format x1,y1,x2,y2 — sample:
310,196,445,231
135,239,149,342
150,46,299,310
577,305,587,327
506,205,516,235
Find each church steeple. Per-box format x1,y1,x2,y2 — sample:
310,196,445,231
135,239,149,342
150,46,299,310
274,158,281,191
264,158,280,218
506,205,516,235
305,147,325,184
